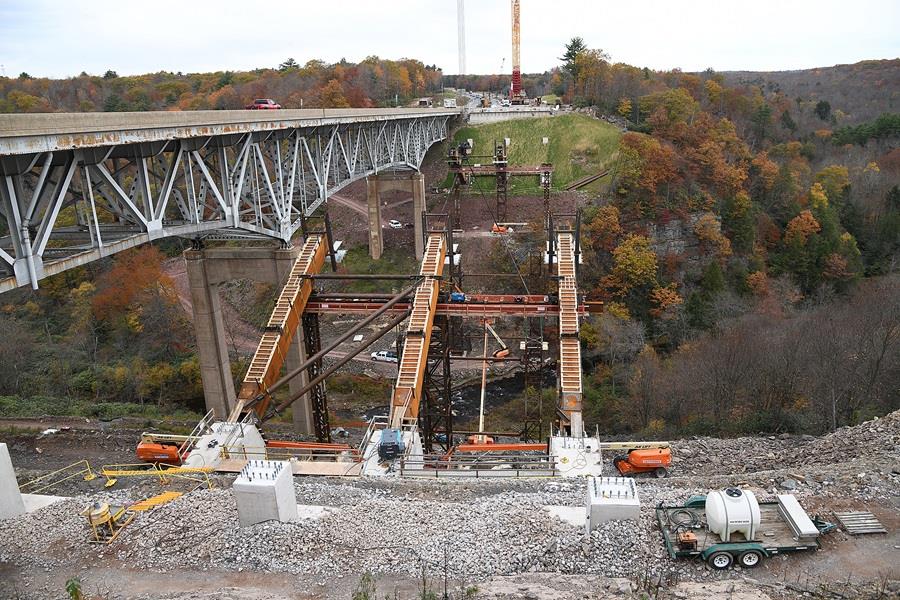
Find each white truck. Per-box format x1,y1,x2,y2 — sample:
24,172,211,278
443,98,457,108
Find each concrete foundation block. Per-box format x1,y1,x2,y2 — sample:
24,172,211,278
0,443,26,520
586,476,640,531
233,460,297,527
550,436,604,477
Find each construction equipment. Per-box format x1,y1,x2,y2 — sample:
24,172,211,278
81,501,134,544
378,428,406,461
657,493,835,570
612,447,672,478
484,321,510,358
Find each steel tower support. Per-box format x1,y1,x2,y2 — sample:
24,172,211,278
301,312,331,442
420,315,453,452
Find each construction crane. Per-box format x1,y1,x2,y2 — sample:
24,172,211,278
510,0,526,105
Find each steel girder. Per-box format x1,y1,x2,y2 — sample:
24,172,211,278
0,114,451,292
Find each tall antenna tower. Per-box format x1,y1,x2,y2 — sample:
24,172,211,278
457,0,466,75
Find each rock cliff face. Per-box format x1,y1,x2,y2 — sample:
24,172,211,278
645,213,704,260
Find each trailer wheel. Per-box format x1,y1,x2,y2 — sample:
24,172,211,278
707,551,733,570
653,467,668,478
738,550,763,568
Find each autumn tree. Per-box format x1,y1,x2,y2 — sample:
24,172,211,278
559,37,587,80
617,97,632,119
319,79,350,108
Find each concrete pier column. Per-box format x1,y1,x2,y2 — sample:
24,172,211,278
365,171,427,260
184,245,315,425
185,249,235,419
0,443,25,520
366,176,384,260
412,172,426,261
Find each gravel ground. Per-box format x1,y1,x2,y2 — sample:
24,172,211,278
1,411,898,599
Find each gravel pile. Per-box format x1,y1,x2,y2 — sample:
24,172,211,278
0,478,713,585
669,410,900,501
2,413,898,592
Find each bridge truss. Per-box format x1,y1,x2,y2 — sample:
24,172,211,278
0,110,453,292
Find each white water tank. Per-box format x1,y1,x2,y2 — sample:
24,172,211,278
705,488,761,542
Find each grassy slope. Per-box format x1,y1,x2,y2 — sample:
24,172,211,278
451,113,621,191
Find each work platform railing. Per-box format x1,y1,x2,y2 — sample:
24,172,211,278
399,452,557,478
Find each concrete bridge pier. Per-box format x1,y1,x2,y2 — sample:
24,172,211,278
366,171,426,260
184,246,315,435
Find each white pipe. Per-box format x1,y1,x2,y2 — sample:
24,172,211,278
477,322,489,442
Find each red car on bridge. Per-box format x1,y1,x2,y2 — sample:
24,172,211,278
245,98,282,110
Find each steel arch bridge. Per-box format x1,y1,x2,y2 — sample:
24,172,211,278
0,108,457,292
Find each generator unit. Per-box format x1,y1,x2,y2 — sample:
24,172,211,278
378,428,405,461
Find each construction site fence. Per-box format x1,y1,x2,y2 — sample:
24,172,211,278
99,463,214,489
19,459,96,494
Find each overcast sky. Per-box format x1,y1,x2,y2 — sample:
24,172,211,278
1,0,898,78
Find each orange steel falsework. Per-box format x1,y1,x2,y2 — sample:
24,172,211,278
390,234,446,427
230,234,328,421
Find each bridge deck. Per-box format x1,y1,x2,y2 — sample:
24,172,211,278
0,108,460,155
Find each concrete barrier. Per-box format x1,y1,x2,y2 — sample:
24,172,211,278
0,443,26,520
467,107,555,125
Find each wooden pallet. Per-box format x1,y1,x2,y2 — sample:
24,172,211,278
834,511,887,535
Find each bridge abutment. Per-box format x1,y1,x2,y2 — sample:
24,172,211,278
365,172,426,260
184,246,315,436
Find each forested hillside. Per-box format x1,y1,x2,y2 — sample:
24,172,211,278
0,57,443,112
0,53,897,439
546,42,900,436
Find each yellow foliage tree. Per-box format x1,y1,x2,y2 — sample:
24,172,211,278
814,165,849,202
617,97,632,118
612,234,658,291
784,210,821,245
649,284,683,319
693,212,732,258
808,182,829,211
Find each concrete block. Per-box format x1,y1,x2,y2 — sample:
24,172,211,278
550,436,604,477
586,476,640,531
233,460,298,527
0,443,26,520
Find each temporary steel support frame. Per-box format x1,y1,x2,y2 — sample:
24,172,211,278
302,313,330,443
494,141,509,223
520,317,545,441
0,112,451,292
446,151,553,229
420,315,453,453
